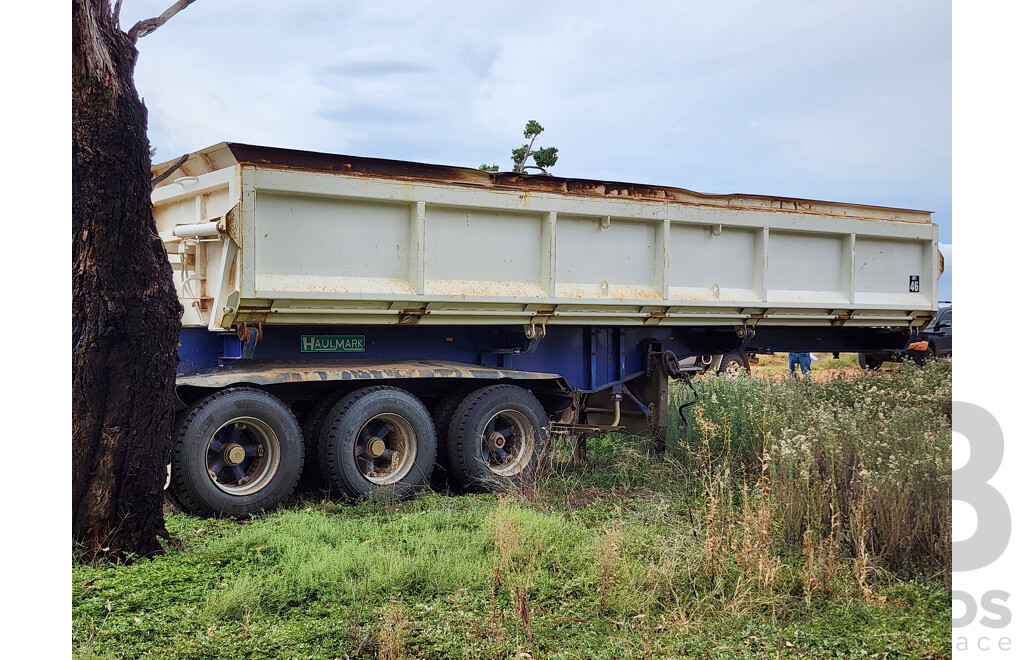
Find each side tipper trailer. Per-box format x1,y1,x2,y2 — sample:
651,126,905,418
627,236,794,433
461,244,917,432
154,143,940,516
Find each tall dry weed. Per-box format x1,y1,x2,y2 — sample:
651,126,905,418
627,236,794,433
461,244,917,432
801,526,839,603
732,478,781,590
488,499,521,628
679,362,952,577
485,498,538,645
850,485,885,603
595,523,624,608
700,468,730,578
377,601,409,660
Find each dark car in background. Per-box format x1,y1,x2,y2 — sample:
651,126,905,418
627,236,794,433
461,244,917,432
859,302,951,369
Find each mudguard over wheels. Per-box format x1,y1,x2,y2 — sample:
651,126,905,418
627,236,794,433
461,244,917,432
446,384,550,491
319,386,436,500
171,387,304,517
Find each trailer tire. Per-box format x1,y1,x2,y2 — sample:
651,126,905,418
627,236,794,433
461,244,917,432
300,391,347,485
858,353,883,370
320,386,436,500
429,389,472,493
447,385,549,492
907,346,935,367
718,353,749,377
171,388,304,517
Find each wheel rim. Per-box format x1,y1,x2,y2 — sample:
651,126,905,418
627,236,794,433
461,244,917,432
722,359,744,377
354,413,418,485
206,416,281,496
481,410,534,476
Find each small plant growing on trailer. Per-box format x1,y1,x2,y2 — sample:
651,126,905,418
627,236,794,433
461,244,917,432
512,120,559,174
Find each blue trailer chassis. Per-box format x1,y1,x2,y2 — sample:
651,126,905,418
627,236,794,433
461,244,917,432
180,323,912,388
177,323,915,439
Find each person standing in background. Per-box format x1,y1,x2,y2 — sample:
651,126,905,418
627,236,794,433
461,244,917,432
789,352,812,378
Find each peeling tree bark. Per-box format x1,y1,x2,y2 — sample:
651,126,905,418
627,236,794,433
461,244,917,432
72,0,185,560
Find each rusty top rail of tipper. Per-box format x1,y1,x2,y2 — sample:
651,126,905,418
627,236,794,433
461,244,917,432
153,142,933,224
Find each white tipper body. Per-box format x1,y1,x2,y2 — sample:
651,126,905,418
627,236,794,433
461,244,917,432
153,143,939,332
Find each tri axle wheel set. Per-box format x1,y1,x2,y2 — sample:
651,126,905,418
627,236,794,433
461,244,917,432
169,384,549,517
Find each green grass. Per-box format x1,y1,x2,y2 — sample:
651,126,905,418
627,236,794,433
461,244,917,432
72,365,952,659
672,358,952,577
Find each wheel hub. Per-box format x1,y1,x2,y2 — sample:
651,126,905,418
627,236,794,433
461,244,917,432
366,437,386,459
205,415,280,496
223,443,246,466
487,431,506,452
355,413,417,486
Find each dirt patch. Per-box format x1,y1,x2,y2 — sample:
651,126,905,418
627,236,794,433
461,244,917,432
753,366,871,382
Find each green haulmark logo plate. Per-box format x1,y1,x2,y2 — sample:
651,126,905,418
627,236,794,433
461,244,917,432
301,335,365,353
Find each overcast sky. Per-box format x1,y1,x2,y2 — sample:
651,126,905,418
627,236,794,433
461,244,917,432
120,0,952,295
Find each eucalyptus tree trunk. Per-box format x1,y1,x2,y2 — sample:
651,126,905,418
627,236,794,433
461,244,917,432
72,0,187,559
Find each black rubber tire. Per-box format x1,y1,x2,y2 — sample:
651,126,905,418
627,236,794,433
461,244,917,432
717,353,749,376
446,384,550,492
858,353,883,370
300,391,346,485
907,346,935,367
171,388,304,517
428,389,472,492
319,386,437,500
